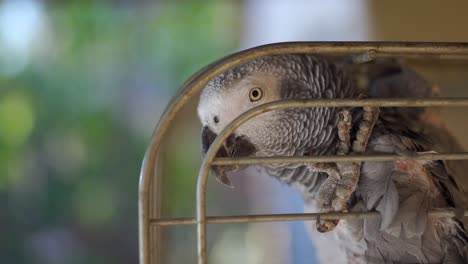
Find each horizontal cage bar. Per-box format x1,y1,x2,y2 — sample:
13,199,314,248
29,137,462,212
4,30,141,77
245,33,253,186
152,209,468,226
206,98,468,108
212,152,468,166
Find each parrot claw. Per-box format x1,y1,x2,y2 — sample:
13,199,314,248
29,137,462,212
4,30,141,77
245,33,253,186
316,219,340,233
314,106,379,233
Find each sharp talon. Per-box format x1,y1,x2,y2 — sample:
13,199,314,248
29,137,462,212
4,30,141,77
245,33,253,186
317,224,329,233
316,219,339,233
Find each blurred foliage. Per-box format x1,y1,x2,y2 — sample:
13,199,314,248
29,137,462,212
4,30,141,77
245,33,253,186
0,1,239,263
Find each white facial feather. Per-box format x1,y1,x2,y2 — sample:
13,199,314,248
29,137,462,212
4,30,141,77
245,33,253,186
197,72,282,137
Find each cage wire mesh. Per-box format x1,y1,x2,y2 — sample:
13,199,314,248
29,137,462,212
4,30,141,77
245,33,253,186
139,42,468,264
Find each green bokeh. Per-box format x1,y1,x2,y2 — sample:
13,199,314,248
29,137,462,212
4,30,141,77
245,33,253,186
0,93,35,147
0,2,239,264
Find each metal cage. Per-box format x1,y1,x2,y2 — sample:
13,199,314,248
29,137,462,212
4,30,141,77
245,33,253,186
139,42,468,264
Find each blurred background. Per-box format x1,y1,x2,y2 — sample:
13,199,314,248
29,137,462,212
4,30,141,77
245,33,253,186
2,0,468,263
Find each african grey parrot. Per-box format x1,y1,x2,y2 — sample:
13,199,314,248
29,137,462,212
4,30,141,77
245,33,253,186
197,54,468,263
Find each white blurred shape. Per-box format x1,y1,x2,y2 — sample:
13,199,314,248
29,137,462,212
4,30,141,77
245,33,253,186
242,0,369,48
209,228,252,264
0,0,45,75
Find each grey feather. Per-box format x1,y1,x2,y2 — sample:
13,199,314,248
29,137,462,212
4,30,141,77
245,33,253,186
376,173,399,231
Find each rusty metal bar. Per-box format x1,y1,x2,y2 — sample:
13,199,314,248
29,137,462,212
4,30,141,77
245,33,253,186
139,42,468,264
208,98,468,108
152,209,468,226
212,152,468,166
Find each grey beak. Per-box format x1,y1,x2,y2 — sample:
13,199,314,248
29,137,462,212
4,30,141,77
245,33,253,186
201,126,218,157
201,126,234,187
200,126,258,188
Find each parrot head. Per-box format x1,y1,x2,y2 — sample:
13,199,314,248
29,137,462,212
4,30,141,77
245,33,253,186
197,54,354,186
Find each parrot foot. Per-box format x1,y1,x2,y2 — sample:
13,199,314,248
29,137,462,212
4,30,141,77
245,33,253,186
353,106,380,153
335,106,379,210
314,106,379,233
337,110,352,154
314,111,353,232
316,218,340,233
307,162,340,177
316,174,341,232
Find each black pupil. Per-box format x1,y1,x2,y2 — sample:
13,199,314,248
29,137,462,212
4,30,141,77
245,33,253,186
252,89,259,98
213,116,219,124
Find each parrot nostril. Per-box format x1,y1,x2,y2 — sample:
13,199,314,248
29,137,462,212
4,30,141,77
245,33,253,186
213,116,220,124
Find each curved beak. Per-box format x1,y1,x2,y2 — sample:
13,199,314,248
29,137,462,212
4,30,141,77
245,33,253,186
201,126,257,188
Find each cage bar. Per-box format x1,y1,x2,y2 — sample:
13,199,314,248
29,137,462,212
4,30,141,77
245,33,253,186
139,42,468,264
151,209,468,227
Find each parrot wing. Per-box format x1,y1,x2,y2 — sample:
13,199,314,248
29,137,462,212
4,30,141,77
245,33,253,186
361,60,468,231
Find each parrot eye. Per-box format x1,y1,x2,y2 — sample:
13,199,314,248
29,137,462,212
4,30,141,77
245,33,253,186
249,87,263,102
